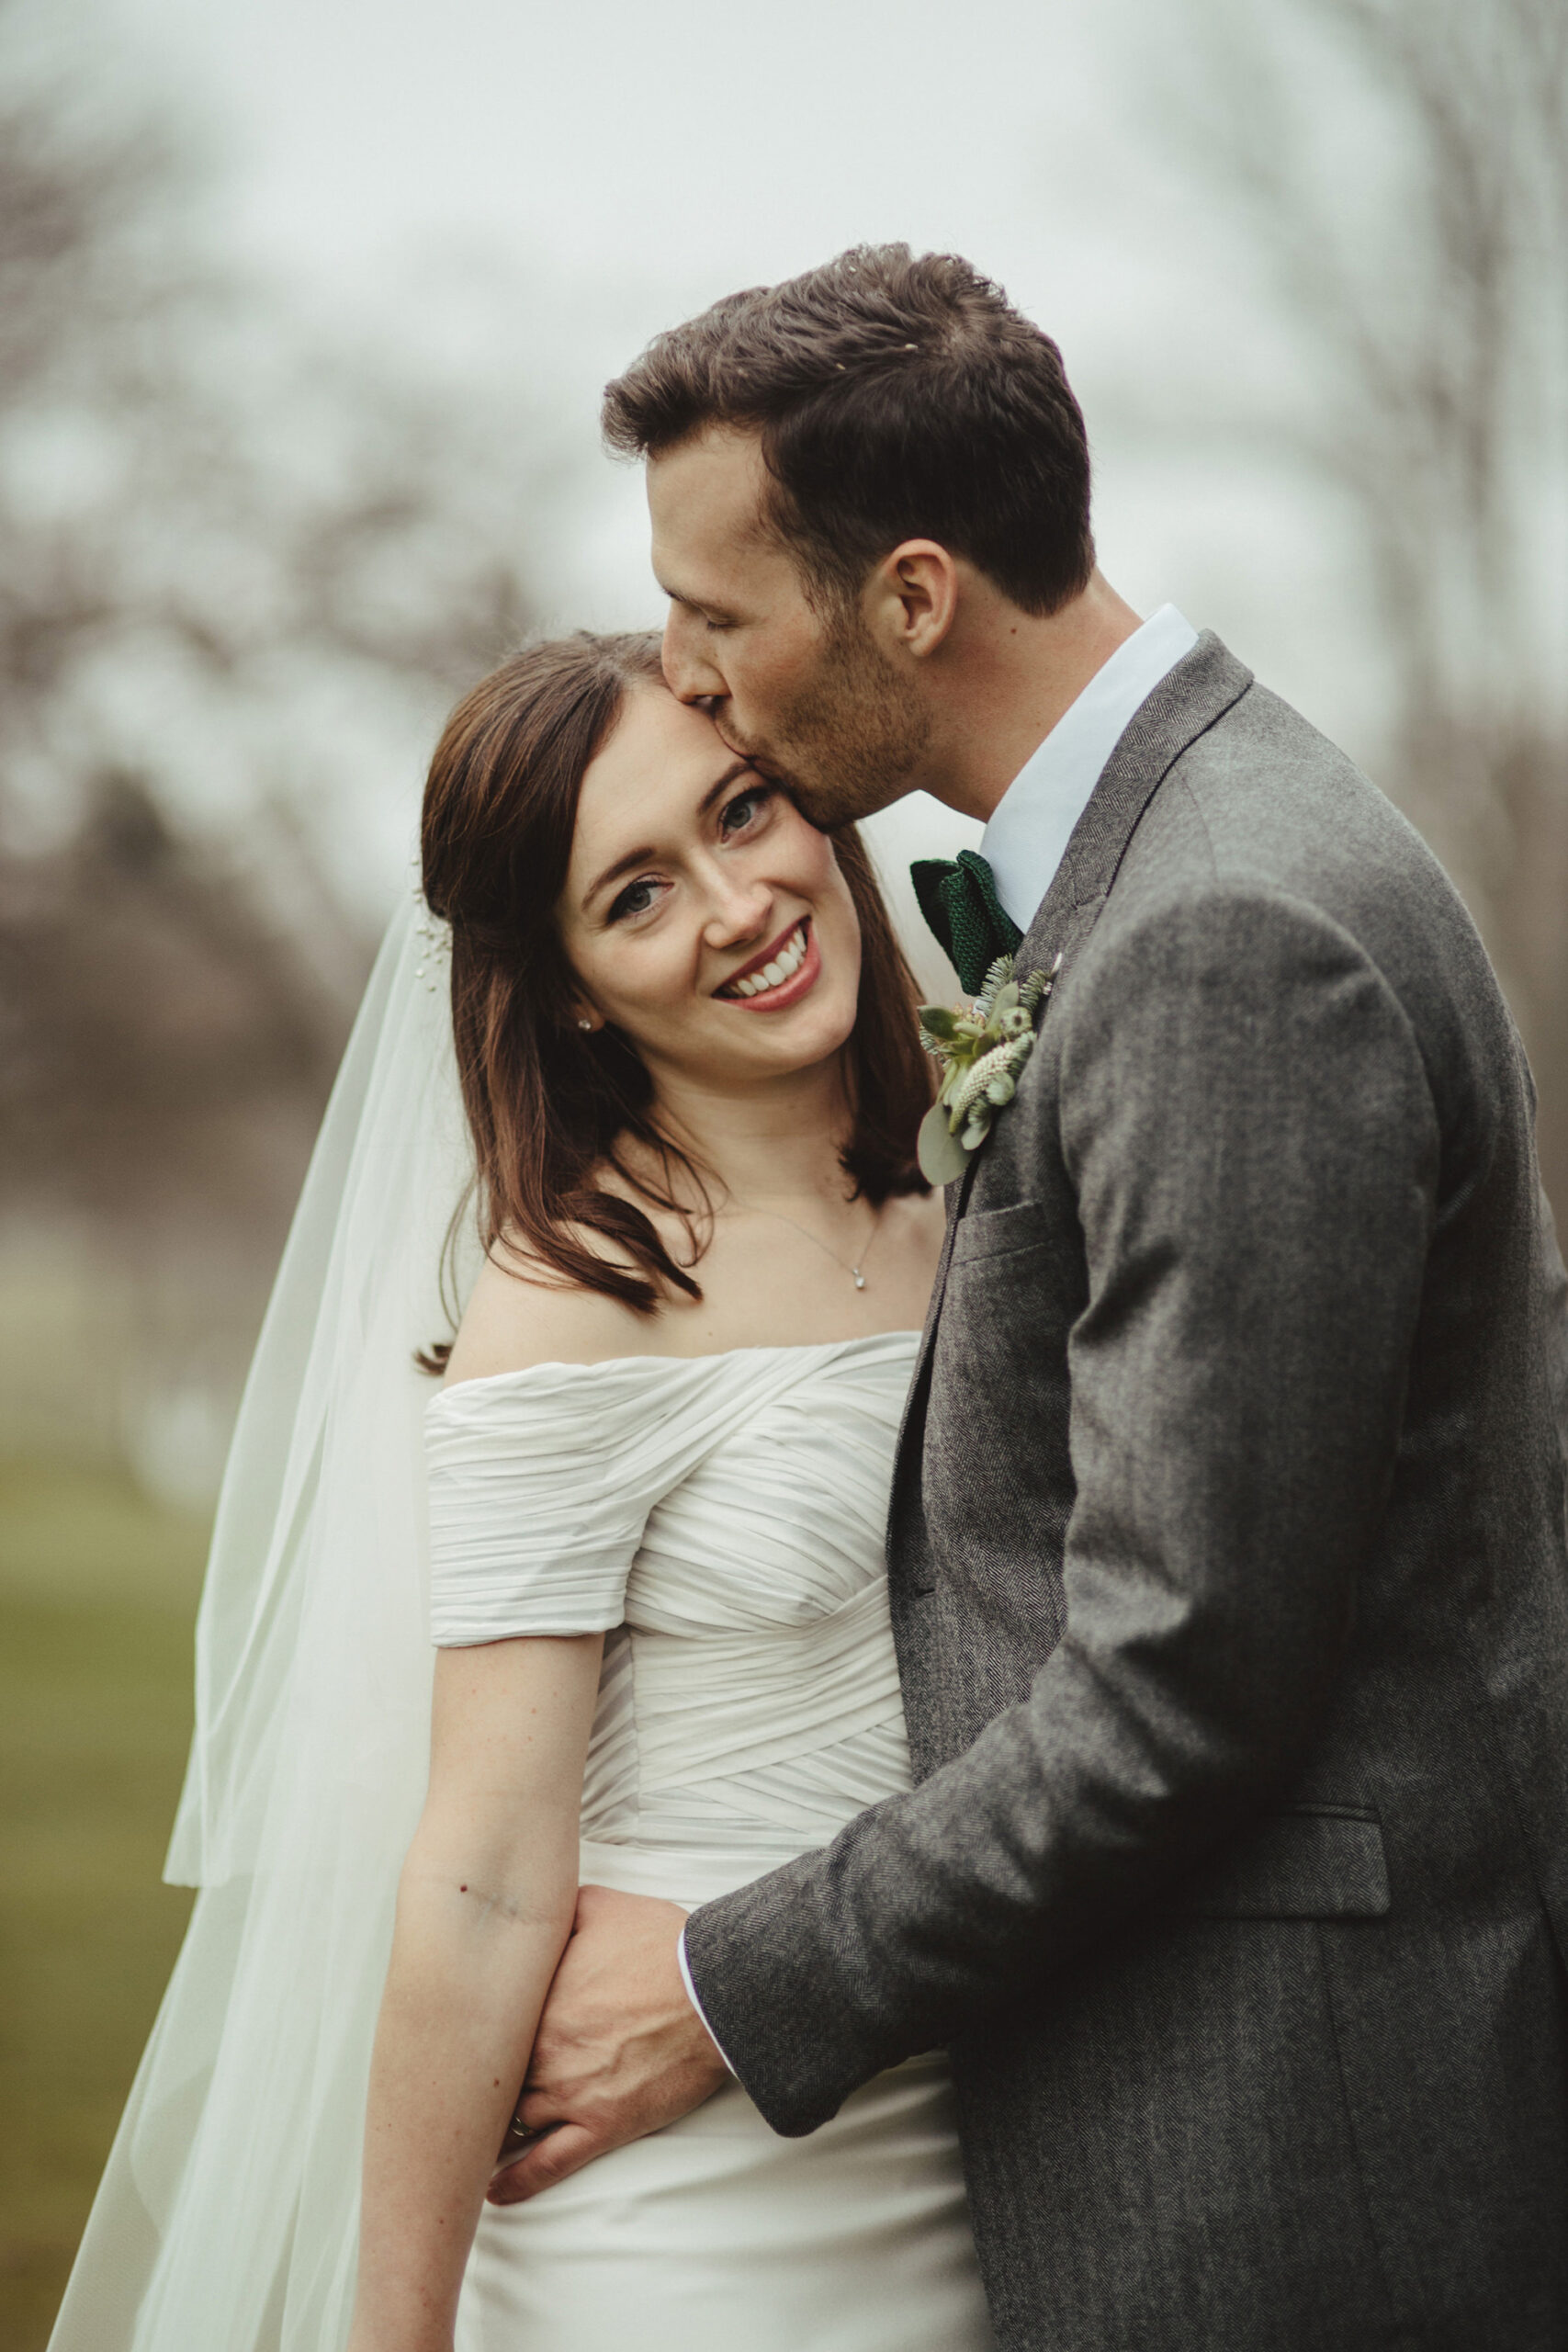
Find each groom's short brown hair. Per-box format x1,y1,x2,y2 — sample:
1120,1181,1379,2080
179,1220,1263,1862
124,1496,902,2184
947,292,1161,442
602,243,1094,617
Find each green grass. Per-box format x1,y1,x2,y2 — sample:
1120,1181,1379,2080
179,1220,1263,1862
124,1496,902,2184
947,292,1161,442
0,1464,209,2351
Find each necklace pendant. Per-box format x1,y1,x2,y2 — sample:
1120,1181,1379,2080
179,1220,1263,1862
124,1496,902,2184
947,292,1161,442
852,1268,865,1290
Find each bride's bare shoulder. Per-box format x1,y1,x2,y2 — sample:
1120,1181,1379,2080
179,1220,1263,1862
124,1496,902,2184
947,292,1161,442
442,1241,660,1387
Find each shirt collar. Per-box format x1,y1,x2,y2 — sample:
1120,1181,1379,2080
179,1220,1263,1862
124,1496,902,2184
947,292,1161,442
980,604,1199,933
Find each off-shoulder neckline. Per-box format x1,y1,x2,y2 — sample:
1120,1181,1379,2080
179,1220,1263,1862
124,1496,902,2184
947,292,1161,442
430,1327,921,1404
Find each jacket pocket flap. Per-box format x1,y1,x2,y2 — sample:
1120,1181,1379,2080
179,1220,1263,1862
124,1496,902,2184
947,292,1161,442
1167,1807,1390,1920
951,1200,1050,1265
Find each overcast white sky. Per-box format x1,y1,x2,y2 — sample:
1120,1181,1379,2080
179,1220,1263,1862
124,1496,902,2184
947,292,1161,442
134,0,1111,292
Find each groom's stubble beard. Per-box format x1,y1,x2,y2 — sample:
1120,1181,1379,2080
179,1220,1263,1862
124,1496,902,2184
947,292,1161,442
723,596,933,831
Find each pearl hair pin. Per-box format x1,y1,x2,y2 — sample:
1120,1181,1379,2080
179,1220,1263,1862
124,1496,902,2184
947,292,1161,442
409,854,451,993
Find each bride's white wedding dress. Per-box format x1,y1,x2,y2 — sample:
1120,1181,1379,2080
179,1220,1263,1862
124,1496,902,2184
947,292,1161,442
425,1329,994,2352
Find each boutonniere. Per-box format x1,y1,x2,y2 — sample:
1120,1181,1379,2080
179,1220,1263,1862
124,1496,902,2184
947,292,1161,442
916,951,1063,1185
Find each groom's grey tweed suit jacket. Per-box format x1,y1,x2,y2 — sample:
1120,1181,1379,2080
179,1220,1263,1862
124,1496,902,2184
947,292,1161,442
683,636,1568,2348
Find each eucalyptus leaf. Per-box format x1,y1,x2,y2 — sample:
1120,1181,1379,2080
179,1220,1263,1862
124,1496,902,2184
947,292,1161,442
918,1100,970,1185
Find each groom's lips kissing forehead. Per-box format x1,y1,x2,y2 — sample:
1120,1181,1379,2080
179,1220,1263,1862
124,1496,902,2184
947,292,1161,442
713,716,789,787
714,916,819,1011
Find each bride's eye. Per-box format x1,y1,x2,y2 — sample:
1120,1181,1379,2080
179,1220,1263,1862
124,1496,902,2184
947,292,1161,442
607,876,663,923
719,782,774,839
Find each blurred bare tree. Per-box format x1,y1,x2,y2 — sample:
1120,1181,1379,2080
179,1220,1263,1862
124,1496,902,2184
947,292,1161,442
0,0,554,1490
1162,0,1568,1206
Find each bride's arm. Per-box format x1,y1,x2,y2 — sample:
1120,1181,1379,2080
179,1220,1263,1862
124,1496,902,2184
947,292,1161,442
348,1629,604,2352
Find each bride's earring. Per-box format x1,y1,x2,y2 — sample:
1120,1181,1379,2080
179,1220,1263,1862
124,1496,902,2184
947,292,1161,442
577,1018,594,1033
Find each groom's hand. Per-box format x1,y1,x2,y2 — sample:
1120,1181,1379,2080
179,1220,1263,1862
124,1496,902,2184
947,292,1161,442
487,1883,728,2204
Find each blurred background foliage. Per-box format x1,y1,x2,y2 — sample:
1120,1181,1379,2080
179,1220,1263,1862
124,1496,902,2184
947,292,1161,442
0,0,1563,2340
1158,0,1568,1196
0,0,559,1503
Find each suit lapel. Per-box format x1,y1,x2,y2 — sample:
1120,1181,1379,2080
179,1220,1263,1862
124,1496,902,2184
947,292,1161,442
890,632,1255,1537
1012,629,1252,975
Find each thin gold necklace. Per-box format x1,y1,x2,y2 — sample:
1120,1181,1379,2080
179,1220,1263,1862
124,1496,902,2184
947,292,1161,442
731,1196,886,1291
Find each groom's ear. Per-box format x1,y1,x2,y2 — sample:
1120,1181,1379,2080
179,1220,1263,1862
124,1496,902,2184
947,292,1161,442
868,540,960,662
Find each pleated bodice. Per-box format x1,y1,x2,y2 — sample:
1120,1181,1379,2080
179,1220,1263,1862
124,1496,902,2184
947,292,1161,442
423,1330,920,1879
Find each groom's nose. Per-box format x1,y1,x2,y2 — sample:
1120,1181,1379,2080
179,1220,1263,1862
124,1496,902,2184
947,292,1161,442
661,608,728,706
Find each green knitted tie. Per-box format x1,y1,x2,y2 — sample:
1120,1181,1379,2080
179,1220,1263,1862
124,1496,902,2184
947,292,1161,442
909,851,1024,994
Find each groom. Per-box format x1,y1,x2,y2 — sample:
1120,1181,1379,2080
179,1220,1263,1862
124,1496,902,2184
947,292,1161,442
499,247,1568,2346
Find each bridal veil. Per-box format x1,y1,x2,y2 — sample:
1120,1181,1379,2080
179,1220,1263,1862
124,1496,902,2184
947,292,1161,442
49,886,476,2352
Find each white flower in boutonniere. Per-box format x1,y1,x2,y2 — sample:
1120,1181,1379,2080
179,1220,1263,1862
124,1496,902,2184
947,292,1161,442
916,951,1063,1186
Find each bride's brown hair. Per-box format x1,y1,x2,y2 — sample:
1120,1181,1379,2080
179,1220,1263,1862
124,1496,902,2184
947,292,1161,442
420,631,932,1317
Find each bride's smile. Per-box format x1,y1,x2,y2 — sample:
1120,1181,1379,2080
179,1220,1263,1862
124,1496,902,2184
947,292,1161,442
712,913,816,1007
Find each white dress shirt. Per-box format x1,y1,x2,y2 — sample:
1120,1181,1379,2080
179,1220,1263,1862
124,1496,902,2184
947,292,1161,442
675,602,1199,2070
981,603,1198,933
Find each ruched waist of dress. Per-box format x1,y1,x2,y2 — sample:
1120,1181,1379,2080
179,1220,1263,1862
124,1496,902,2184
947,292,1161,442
577,1837,818,1909
630,1577,905,1791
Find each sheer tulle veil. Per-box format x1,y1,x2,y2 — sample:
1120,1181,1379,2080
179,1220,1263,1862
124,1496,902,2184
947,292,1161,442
49,883,478,2352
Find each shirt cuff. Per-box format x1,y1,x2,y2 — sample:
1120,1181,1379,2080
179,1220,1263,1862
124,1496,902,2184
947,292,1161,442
677,1920,736,2076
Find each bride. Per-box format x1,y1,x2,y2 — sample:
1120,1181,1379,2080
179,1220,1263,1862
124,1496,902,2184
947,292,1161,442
50,630,994,2351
